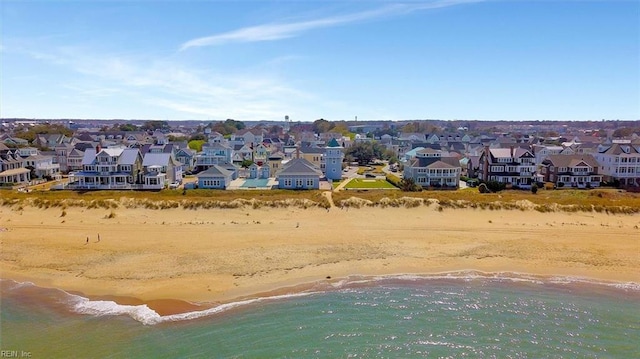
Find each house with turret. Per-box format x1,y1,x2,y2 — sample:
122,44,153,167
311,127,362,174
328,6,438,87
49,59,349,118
324,138,344,181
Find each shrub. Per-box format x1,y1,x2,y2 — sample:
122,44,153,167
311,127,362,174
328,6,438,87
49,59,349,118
385,173,402,187
531,185,538,194
399,178,421,192
478,183,491,193
485,181,506,193
557,182,565,188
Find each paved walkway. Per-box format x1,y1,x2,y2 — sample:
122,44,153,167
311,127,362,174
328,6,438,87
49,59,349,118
332,178,353,192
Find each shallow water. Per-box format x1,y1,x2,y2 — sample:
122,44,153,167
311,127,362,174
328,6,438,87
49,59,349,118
1,274,639,358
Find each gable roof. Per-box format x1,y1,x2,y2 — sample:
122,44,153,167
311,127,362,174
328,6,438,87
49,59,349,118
599,143,640,155
142,152,172,167
277,158,323,176
489,148,533,159
196,165,233,178
119,149,141,165
542,154,599,168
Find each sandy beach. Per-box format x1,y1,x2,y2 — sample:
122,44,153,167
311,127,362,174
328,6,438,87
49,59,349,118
1,201,639,313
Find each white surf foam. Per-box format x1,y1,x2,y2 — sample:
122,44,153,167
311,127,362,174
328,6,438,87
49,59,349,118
69,291,317,326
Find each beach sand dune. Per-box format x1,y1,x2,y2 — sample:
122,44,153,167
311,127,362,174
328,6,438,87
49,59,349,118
1,204,638,306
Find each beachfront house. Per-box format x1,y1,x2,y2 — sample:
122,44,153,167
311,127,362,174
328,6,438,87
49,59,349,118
403,148,461,189
593,142,640,187
71,146,143,190
540,154,602,188
0,144,31,186
477,146,536,189
23,153,61,180
196,165,234,189
141,152,183,190
276,157,322,190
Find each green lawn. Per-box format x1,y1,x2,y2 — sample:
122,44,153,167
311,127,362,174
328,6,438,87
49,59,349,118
344,178,397,189
331,179,345,189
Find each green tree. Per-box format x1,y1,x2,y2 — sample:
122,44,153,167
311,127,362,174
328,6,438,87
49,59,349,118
141,120,170,131
14,123,73,143
119,123,138,131
613,127,639,138
312,118,333,134
401,123,416,133
188,140,205,152
189,133,207,141
168,135,188,142
344,141,389,165
399,178,421,192
211,119,246,135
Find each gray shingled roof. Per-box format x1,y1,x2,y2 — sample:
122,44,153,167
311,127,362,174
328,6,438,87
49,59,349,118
142,152,172,167
542,154,599,168
277,158,322,176
196,165,233,178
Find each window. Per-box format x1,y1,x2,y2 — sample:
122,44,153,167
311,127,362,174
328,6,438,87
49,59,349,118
284,179,292,187
306,179,314,187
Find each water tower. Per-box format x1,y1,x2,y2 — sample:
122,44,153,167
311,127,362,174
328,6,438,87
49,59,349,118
284,115,291,132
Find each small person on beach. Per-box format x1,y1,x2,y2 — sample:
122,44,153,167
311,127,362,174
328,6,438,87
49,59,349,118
85,237,89,245
97,233,100,243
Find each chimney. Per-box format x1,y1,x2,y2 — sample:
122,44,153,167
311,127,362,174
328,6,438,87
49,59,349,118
482,145,490,182
510,145,514,158
96,143,102,154
296,145,300,159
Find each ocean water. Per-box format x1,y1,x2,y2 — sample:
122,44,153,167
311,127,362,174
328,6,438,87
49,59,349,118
1,274,639,358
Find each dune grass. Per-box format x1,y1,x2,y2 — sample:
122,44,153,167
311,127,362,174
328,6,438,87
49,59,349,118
2,187,639,213
0,189,332,210
344,179,398,189
332,187,640,213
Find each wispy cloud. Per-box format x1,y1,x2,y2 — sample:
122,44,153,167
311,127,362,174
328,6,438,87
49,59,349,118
6,41,317,120
180,0,481,50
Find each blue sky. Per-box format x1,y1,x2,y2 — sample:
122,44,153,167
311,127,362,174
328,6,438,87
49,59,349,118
1,0,638,122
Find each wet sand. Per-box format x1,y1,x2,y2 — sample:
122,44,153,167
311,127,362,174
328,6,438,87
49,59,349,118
1,204,639,314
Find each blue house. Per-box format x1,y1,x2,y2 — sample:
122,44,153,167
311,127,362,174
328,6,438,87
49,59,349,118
324,138,344,181
276,158,322,190
196,165,234,189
